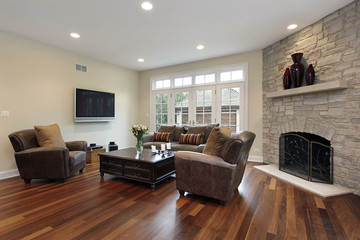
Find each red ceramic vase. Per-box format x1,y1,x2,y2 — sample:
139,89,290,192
305,64,315,85
290,53,304,88
283,68,291,89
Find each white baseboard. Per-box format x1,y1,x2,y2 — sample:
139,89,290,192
0,169,19,180
248,155,263,163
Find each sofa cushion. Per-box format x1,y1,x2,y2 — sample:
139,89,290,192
171,143,202,152
173,126,185,141
152,132,172,142
34,124,66,148
203,126,231,157
179,133,203,145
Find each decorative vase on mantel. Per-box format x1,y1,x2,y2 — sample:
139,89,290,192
283,68,291,90
305,64,315,85
290,53,304,88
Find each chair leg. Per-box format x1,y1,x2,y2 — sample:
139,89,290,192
179,190,185,196
24,179,31,184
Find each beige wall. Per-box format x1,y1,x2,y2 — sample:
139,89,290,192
138,50,263,158
0,30,139,173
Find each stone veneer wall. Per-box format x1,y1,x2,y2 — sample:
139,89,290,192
262,0,360,194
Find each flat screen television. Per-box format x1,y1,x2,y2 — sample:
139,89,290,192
74,88,115,122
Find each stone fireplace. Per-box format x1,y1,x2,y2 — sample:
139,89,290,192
262,1,360,195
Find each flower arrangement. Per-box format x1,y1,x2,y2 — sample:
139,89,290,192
130,124,149,153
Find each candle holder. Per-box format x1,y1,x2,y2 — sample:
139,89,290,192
161,150,165,157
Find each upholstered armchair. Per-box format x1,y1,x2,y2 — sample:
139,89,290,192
8,128,87,184
174,131,256,204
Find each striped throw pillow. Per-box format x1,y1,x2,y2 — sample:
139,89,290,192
152,132,172,142
179,133,203,145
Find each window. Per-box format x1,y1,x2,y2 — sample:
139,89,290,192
195,74,215,85
221,87,241,132
220,70,243,82
150,64,248,132
174,91,189,125
174,77,192,87
154,79,171,89
195,89,213,124
155,93,169,130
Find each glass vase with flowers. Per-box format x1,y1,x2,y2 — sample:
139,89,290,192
130,124,149,154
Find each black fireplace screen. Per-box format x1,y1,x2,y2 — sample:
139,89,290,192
279,132,333,184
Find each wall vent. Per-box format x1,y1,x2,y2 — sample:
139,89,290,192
75,64,88,73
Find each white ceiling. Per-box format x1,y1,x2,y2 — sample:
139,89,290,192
0,0,353,71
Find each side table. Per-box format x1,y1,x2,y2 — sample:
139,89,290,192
86,148,106,164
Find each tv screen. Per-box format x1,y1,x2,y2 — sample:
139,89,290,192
75,88,115,122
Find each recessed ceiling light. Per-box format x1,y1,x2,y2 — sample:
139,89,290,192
137,58,144,62
70,33,80,38
196,44,204,50
141,2,153,10
287,24,298,30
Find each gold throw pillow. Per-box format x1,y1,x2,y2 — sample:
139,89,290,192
34,124,66,147
203,126,231,156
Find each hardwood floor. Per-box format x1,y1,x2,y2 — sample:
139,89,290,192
0,162,359,240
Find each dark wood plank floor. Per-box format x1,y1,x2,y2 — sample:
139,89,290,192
0,162,359,240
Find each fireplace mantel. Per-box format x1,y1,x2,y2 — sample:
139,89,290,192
266,80,348,99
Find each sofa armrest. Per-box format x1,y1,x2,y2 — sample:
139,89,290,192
142,133,154,143
197,144,206,153
14,146,70,179
66,141,87,151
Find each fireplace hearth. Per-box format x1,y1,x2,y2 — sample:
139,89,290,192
279,132,333,184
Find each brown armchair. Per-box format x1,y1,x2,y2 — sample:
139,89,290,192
8,129,87,184
174,131,256,204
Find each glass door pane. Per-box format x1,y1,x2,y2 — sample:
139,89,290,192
221,87,241,132
195,89,213,124
174,91,189,125
155,93,168,131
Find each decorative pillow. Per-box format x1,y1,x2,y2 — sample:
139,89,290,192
179,133,204,145
204,123,220,143
34,123,66,147
158,125,176,141
188,126,207,143
203,126,231,156
152,132,172,142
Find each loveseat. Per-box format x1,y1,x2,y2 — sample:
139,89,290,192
142,124,219,152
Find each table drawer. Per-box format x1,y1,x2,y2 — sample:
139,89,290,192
102,163,122,174
124,160,150,170
101,158,122,165
124,168,150,180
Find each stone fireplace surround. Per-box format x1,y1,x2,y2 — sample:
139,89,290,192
262,1,360,195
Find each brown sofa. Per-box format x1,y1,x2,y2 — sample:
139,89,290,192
142,124,219,152
8,129,87,183
174,131,256,204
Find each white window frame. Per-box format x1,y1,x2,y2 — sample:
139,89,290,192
150,63,248,132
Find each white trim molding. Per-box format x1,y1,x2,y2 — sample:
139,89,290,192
0,169,19,180
248,155,263,163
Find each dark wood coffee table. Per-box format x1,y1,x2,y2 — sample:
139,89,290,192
99,147,175,190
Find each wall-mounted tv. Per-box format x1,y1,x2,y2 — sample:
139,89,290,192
74,88,115,122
